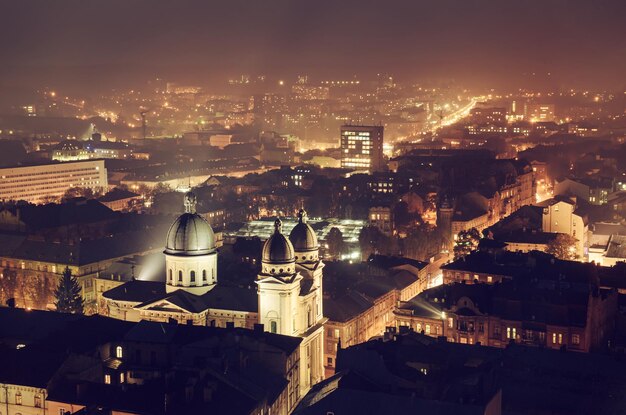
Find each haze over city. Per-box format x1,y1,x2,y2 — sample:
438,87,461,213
1,0,626,93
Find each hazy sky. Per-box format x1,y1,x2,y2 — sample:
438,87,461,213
1,0,625,91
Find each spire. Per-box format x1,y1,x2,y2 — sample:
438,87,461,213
297,209,308,224
274,218,283,234
184,191,197,214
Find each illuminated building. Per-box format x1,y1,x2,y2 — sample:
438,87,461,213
102,197,326,399
555,177,613,206
340,125,384,173
51,140,90,161
52,140,132,161
470,106,507,124
368,206,393,235
399,271,616,352
22,104,37,117
321,256,436,377
540,196,589,260
291,84,330,101
0,159,108,204
525,103,555,122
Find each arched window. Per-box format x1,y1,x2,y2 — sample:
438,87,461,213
202,270,207,281
116,346,123,358
168,269,173,281
270,320,278,333
190,271,196,283
178,271,183,282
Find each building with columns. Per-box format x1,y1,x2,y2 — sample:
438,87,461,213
101,191,325,400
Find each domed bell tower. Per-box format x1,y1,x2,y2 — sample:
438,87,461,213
164,191,218,295
257,219,302,335
289,209,324,323
258,215,326,395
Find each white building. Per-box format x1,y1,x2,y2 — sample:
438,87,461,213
0,160,107,204
541,197,589,261
102,192,325,399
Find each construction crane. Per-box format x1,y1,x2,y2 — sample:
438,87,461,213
139,107,149,140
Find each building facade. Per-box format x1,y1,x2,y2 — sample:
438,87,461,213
541,197,589,260
0,160,108,204
340,125,384,173
101,195,326,399
395,281,617,353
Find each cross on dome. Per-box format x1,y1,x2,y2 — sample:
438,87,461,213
298,209,308,223
274,218,283,233
184,191,197,214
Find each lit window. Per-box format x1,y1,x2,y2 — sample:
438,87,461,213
425,324,431,335
116,346,123,358
507,327,516,340
120,372,125,383
572,334,580,345
104,374,111,384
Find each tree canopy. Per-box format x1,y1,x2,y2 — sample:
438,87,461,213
546,234,579,260
54,267,84,314
453,228,481,260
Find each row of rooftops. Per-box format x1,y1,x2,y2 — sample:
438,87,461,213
441,250,610,285
0,307,301,414
322,256,427,323
296,329,626,414
398,279,600,328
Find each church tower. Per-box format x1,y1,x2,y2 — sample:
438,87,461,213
289,209,324,325
257,218,326,397
164,191,218,295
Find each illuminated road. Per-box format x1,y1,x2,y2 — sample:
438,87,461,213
439,98,478,128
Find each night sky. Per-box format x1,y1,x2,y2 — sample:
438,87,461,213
1,0,625,90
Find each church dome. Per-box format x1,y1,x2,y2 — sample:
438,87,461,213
289,209,318,253
164,192,216,256
262,219,295,265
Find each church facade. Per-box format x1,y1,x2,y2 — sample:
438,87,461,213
102,191,326,397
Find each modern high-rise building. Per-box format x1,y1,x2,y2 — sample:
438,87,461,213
340,125,384,173
525,103,556,122
0,159,108,204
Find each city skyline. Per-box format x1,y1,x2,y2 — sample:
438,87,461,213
1,2,626,415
